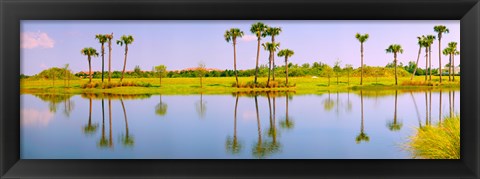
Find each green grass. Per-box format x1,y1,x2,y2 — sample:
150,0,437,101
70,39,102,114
407,115,460,159
20,76,460,95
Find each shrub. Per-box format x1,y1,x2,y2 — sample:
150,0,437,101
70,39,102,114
408,115,460,159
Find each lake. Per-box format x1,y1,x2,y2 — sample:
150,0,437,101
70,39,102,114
20,90,460,159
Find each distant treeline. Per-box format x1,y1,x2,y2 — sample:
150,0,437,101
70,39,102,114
21,60,459,80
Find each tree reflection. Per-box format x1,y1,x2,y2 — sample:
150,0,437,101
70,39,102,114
120,98,134,147
63,95,74,117
108,98,114,148
83,97,98,135
226,94,242,154
386,90,402,131
410,92,422,128
356,91,369,144
195,93,207,119
34,94,73,113
280,92,294,130
438,89,442,123
98,98,110,148
266,93,281,155
323,91,334,111
155,95,168,116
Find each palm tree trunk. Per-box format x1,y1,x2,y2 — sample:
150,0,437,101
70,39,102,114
448,54,452,81
272,36,276,82
88,56,92,83
452,54,455,81
411,46,422,80
360,42,364,85
200,77,203,88
254,37,261,84
429,46,432,81
108,39,112,82
233,40,239,87
89,98,92,126
120,45,128,82
285,57,289,85
267,52,272,87
394,53,398,85
439,38,442,83
425,48,428,82
101,43,105,83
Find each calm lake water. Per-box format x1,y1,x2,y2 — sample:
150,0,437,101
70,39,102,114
20,90,460,159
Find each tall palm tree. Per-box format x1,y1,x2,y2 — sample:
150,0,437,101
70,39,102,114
250,22,268,84
448,42,459,81
81,47,99,83
262,42,280,86
355,33,369,85
425,35,436,81
385,44,404,85
105,33,114,82
277,49,294,85
442,46,453,81
356,91,369,144
434,25,449,83
116,35,134,82
266,26,282,81
224,28,244,87
411,36,426,80
95,34,108,83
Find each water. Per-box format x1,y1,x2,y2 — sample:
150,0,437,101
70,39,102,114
20,90,460,159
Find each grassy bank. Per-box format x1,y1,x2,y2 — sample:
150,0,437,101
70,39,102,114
407,115,460,159
21,76,460,95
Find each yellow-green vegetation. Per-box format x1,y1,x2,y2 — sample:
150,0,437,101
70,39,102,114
407,115,460,159
21,76,460,95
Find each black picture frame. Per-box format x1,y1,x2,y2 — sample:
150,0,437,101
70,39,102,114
1,0,479,178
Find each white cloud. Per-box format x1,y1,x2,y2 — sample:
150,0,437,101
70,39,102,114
21,108,55,127
21,32,55,49
240,34,257,42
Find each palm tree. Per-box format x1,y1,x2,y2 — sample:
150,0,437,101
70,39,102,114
262,42,280,86
116,35,134,82
266,26,282,81
250,22,268,84
385,44,404,85
277,49,294,85
434,25,449,83
81,47,99,83
356,91,369,144
425,35,436,81
387,90,403,131
355,33,369,85
105,33,114,82
442,46,453,81
95,34,108,83
411,36,426,80
224,28,244,87
448,42,459,81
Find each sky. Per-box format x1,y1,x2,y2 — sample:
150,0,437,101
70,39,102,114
20,20,460,76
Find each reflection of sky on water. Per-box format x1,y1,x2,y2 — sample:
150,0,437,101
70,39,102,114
20,90,460,159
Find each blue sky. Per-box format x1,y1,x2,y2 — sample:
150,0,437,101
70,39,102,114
21,20,459,76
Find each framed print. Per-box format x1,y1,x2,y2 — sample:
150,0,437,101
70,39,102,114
1,0,479,178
